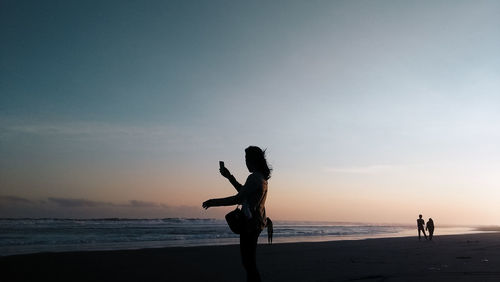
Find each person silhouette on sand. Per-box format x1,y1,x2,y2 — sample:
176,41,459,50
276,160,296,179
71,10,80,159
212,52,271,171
426,218,435,240
266,217,273,245
203,146,271,282
417,214,427,240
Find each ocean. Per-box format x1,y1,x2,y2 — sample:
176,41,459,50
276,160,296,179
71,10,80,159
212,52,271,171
0,218,476,256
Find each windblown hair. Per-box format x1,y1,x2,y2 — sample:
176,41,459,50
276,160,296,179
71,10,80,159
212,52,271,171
245,146,272,180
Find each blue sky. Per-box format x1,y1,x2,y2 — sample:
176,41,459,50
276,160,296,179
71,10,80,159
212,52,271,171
1,0,500,224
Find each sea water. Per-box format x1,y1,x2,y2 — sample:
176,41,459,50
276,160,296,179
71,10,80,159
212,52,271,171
0,218,476,256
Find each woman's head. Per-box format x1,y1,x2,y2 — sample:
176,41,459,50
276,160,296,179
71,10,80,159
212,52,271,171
245,146,271,180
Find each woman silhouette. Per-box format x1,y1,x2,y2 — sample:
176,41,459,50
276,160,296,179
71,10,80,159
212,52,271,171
203,146,271,282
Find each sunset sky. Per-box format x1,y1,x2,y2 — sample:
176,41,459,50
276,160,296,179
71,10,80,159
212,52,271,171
1,0,499,225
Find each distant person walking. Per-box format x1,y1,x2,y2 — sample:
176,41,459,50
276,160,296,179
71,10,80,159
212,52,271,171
203,146,271,282
266,217,273,245
426,218,435,240
417,214,427,240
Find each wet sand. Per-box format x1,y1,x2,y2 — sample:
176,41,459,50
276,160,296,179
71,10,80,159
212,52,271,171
1,232,499,281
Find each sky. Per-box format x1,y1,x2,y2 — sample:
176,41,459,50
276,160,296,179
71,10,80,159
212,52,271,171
1,0,499,225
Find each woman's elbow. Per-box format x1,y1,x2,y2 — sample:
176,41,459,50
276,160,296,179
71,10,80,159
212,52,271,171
234,194,243,205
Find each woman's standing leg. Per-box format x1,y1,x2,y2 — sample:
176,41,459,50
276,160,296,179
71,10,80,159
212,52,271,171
240,231,261,282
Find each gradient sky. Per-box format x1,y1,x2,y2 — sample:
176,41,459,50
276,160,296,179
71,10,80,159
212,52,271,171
1,0,499,225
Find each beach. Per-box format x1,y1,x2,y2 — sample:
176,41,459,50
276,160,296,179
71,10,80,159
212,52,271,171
1,232,499,281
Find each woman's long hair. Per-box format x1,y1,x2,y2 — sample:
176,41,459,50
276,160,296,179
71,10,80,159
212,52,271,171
245,146,272,180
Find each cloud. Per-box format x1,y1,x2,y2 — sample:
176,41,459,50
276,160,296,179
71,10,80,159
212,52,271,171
127,200,162,208
47,197,170,209
0,195,33,204
0,196,209,218
48,197,115,207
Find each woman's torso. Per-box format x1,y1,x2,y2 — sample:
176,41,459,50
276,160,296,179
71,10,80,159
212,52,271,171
241,172,268,229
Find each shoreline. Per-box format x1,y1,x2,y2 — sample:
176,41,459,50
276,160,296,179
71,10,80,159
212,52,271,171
0,225,482,257
2,232,499,281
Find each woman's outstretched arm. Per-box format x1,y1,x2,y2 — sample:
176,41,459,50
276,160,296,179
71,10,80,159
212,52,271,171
203,194,241,209
220,167,242,191
227,175,243,191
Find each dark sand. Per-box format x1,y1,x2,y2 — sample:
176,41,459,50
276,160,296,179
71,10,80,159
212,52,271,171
2,233,500,281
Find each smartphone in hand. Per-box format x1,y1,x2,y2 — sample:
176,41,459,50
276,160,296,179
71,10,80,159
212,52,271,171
219,161,230,178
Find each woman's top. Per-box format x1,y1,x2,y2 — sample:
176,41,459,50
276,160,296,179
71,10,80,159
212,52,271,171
426,220,434,230
237,172,268,230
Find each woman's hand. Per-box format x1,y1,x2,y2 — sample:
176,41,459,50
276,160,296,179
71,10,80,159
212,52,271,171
202,199,214,209
219,166,231,178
